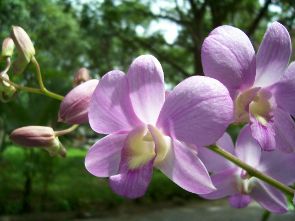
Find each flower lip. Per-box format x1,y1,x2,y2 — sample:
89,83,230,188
236,171,257,194
249,90,273,125
124,124,171,170
234,87,261,123
234,87,274,126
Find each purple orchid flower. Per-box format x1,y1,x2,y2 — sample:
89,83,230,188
198,127,295,213
85,55,233,198
202,22,295,152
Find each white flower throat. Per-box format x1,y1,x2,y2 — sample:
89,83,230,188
235,88,273,125
125,125,171,169
236,173,257,194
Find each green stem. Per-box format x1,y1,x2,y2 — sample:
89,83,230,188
209,145,295,197
2,57,11,74
54,124,79,137
31,57,64,101
0,75,43,95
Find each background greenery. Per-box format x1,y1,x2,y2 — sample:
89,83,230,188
0,0,295,216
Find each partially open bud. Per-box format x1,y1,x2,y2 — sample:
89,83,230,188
73,68,91,86
2,37,15,57
10,26,35,62
59,79,99,124
10,126,66,157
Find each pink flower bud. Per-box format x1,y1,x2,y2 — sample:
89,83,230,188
73,68,91,86
10,26,35,62
10,126,56,147
2,37,15,57
10,126,66,157
59,79,99,124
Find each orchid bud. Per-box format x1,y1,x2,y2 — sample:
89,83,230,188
0,73,17,102
73,68,91,86
12,55,29,75
10,126,66,157
10,26,35,62
59,79,99,124
0,72,11,88
2,37,15,57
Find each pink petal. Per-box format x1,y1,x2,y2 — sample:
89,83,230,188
255,22,291,87
157,76,233,147
198,133,235,173
156,139,216,194
127,55,165,124
201,168,238,200
272,77,295,116
250,181,288,213
85,133,127,177
273,108,295,152
229,193,252,208
258,148,295,185
250,115,276,151
235,125,262,167
89,70,140,134
283,61,295,79
109,160,154,199
59,79,99,124
202,25,255,98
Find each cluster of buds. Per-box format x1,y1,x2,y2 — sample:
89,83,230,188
0,26,37,102
0,26,100,157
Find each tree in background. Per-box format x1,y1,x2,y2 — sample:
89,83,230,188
0,0,295,214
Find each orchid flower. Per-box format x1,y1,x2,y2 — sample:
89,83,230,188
202,22,295,152
85,55,233,198
198,127,295,213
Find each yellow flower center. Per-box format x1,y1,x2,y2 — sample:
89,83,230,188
236,175,257,194
234,88,272,125
125,125,171,170
249,92,272,125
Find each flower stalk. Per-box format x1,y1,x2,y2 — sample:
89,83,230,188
31,56,64,101
54,124,79,137
0,75,42,94
209,144,295,197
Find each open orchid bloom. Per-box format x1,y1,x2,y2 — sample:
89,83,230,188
199,127,295,213
202,22,295,152
85,55,233,198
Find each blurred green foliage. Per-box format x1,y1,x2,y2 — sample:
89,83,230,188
0,146,197,214
0,0,295,215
